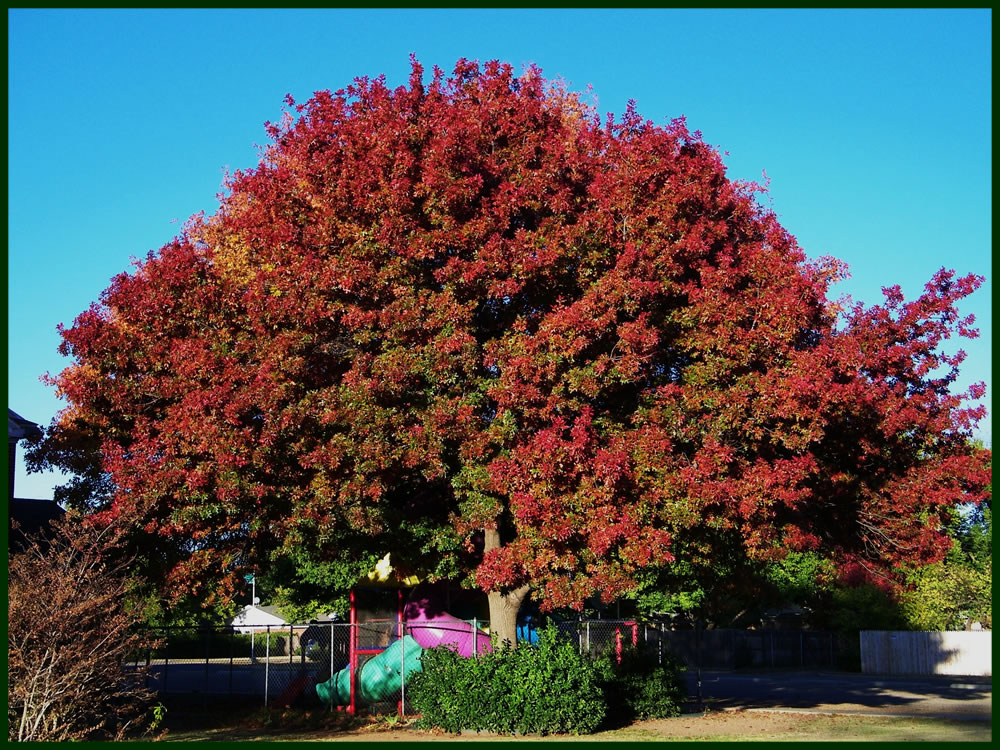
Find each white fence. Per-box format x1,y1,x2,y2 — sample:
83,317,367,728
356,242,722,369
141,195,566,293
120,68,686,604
860,631,992,677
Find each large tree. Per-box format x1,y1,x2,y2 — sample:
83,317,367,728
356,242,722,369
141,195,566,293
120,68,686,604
33,59,990,644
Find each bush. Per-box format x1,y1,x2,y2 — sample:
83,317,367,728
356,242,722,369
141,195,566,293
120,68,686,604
409,625,607,735
147,629,257,660
600,647,685,725
8,517,159,741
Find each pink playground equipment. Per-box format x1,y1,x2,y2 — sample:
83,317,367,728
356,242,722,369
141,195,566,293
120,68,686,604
317,554,491,715
403,587,492,659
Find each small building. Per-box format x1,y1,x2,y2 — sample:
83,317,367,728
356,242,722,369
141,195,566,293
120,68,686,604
8,409,42,499
231,604,289,633
9,497,65,547
8,409,64,549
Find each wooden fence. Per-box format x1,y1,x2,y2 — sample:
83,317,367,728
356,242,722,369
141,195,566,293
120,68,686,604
860,631,991,676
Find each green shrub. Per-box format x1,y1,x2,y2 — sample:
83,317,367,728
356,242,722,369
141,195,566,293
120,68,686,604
600,647,685,725
147,629,256,660
409,625,607,735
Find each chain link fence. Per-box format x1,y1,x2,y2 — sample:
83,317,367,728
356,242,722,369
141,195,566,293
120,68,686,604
556,619,839,669
137,623,352,707
135,619,492,713
135,619,839,713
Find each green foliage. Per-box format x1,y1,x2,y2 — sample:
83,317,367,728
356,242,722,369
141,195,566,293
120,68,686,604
260,547,379,622
901,559,991,630
824,583,906,633
632,563,706,617
601,647,685,724
409,626,607,735
148,629,256,660
896,495,991,632
764,552,836,606
633,548,836,629
409,625,686,734
953,501,991,572
268,586,337,625
133,590,240,629
149,704,167,733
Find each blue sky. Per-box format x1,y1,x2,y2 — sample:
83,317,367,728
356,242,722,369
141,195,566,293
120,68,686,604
8,8,992,499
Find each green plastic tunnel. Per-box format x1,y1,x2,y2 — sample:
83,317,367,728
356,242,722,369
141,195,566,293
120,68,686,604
316,635,424,706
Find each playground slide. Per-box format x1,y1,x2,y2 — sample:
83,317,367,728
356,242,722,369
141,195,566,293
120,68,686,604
403,591,492,657
406,612,492,657
316,634,424,706
314,613,492,706
315,583,494,707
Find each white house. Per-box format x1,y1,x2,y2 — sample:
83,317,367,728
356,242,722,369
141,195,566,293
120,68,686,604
231,604,288,633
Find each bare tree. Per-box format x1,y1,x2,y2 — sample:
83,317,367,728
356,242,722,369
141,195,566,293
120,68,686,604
8,515,159,741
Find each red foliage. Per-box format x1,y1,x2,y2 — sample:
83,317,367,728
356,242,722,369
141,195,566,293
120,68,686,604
43,58,990,611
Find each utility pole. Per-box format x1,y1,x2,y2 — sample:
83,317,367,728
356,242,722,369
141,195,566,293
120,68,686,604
245,573,257,664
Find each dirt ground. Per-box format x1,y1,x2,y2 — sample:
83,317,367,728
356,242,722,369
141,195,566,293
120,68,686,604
159,708,991,742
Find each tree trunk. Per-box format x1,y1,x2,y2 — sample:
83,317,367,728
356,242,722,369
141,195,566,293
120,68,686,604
484,528,529,648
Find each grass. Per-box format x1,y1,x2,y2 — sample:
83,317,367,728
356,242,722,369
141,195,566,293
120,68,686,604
152,705,991,742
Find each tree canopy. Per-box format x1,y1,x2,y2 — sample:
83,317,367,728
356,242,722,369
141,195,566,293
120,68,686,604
32,58,991,640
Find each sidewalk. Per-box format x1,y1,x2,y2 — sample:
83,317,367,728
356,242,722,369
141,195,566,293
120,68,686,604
678,668,992,722
686,668,992,686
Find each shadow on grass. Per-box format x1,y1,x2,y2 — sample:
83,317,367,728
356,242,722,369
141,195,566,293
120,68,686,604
156,695,372,741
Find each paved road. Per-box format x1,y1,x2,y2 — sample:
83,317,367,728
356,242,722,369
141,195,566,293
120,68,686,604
141,662,331,699
683,670,992,721
141,662,991,721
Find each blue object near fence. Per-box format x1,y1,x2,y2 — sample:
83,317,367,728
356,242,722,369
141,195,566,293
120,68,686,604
516,618,539,644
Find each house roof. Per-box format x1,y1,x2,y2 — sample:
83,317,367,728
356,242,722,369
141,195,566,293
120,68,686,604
9,497,65,549
256,604,286,619
10,497,64,525
8,409,42,441
232,604,288,626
